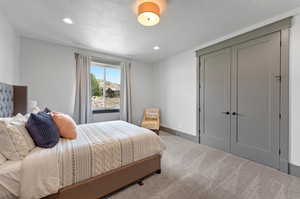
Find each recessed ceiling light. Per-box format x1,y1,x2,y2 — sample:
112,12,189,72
62,18,74,25
153,46,160,50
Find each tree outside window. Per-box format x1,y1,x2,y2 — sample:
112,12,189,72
90,64,121,113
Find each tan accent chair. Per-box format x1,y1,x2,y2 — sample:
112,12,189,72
141,108,160,133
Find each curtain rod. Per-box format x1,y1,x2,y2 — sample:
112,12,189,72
90,61,121,67
74,48,131,63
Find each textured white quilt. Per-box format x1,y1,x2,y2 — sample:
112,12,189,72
20,121,165,199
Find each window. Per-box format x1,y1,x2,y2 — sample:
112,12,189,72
90,62,121,113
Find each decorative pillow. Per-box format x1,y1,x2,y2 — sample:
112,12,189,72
25,112,60,148
10,114,35,150
51,112,77,139
43,107,52,113
0,115,35,160
0,153,7,165
145,111,159,119
25,106,41,119
0,123,20,160
31,106,41,114
14,113,27,122
24,106,52,120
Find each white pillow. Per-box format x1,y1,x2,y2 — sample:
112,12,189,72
31,106,41,114
0,114,35,160
10,115,35,151
24,106,41,119
0,153,6,165
14,113,27,122
0,122,20,160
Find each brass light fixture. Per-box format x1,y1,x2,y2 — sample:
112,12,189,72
137,2,160,26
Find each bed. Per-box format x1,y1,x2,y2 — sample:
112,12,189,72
0,82,165,199
0,161,21,199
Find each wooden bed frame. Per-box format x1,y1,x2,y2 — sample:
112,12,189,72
0,82,162,199
44,154,161,199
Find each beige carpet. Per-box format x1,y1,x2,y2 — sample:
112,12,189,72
107,132,300,199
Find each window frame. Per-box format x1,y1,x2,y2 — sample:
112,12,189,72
90,62,121,114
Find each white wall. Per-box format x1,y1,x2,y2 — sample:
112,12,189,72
153,50,197,135
20,38,76,116
0,11,20,84
19,37,154,124
289,15,300,166
131,61,155,125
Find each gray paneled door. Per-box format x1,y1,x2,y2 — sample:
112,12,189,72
200,32,281,169
200,48,231,152
230,32,281,168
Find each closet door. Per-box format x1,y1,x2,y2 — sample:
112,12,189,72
200,48,231,152
231,32,281,168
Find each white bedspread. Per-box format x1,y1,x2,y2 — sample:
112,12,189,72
20,146,60,199
20,121,165,199
0,161,21,199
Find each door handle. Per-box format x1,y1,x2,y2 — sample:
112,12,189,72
222,112,230,115
232,112,237,116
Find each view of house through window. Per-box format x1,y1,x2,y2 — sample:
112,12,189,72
90,63,121,113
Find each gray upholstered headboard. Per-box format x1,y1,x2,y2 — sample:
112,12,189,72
0,82,27,117
0,83,13,117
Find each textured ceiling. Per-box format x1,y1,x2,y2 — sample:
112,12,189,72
0,0,299,63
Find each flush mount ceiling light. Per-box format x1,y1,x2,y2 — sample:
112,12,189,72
62,18,74,25
137,2,160,26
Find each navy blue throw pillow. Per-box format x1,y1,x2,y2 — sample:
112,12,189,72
43,107,51,113
25,112,59,148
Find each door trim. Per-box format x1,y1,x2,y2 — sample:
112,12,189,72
279,28,290,173
196,17,291,57
196,18,291,173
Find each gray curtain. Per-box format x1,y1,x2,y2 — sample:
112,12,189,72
74,54,91,124
120,62,132,123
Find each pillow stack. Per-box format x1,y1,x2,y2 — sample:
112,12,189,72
0,114,35,161
0,107,78,163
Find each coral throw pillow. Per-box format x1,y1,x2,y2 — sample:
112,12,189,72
51,112,77,139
